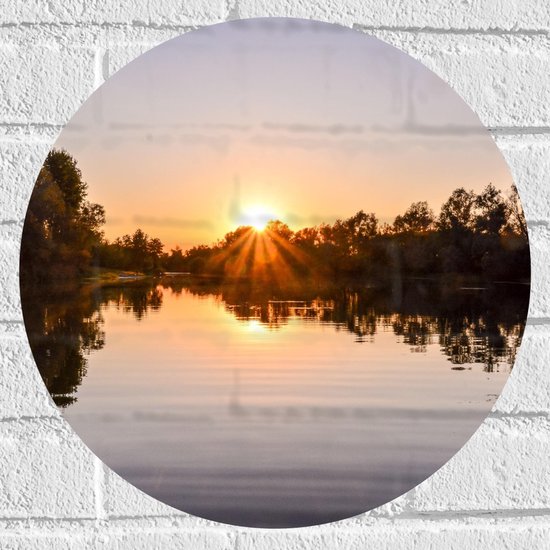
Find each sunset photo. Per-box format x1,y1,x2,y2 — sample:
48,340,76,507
20,19,530,528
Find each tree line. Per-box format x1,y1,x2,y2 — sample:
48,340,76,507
21,149,530,287
164,182,529,283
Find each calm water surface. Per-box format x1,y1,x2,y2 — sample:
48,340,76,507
24,277,528,527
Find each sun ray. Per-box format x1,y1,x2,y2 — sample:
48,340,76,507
266,230,312,268
202,218,318,302
206,227,255,277
228,232,256,278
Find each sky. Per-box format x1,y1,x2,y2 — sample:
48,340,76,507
55,18,513,251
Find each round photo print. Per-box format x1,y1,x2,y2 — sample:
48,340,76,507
21,18,530,528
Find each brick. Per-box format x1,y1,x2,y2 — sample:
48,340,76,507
3,516,550,550
526,224,550,318
0,141,52,223
0,232,23,320
235,520,550,550
92,528,234,550
0,0,228,26
401,416,550,512
147,0,228,27
0,534,88,550
237,0,550,32
494,326,550,414
0,333,56,419
0,418,96,518
0,44,97,125
2,0,550,33
495,135,550,223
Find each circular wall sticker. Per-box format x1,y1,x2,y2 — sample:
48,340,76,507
20,18,530,528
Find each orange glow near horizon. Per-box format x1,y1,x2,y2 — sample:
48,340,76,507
53,20,515,252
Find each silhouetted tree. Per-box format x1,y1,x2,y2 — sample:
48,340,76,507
474,184,507,235
393,201,434,233
21,149,105,285
437,187,476,233
266,220,293,241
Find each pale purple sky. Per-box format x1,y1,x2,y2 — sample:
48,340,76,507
56,18,513,250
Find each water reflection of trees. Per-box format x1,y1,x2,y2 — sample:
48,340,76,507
22,277,529,407
22,281,165,406
191,278,528,373
103,283,163,320
23,285,105,407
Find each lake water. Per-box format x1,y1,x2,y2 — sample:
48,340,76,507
23,277,528,527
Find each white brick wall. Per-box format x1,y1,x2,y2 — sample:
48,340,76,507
0,1,548,548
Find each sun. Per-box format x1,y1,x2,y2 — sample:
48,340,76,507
251,220,267,232
239,205,275,232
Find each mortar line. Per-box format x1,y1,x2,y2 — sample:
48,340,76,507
526,317,550,325
2,506,550,528
0,21,549,37
0,415,59,424
0,21,201,32
353,24,550,37
489,126,550,135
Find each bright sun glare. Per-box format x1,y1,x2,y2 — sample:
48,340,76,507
240,205,275,232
